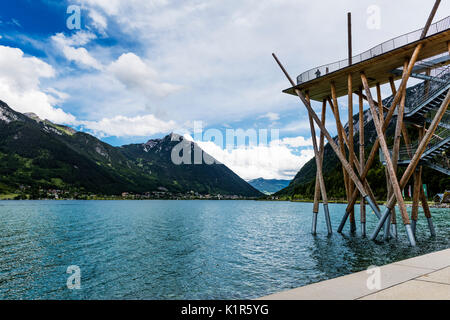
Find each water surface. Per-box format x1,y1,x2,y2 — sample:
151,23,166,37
0,200,448,299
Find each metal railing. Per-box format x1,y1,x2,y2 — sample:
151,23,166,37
380,126,450,163
426,153,450,175
402,65,450,115
296,15,450,84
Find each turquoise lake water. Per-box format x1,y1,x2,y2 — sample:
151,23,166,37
0,200,448,299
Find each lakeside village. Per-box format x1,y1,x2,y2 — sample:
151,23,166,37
2,185,262,201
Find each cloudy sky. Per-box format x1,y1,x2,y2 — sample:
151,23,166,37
0,0,448,180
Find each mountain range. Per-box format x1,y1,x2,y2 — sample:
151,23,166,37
0,100,262,198
248,178,291,195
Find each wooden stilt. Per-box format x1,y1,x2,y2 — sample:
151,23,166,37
272,54,380,220
371,88,450,244
358,89,366,236
344,43,424,217
411,168,421,235
309,96,330,234
331,82,350,200
376,83,384,122
326,97,380,213
348,74,356,233
312,100,327,216
361,72,410,229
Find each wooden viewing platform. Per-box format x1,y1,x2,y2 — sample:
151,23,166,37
285,19,450,101
272,0,450,246
258,248,450,300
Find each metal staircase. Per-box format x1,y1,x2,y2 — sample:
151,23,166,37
380,64,449,175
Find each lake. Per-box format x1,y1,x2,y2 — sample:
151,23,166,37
0,200,448,299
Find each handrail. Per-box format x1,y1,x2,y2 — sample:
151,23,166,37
403,66,450,115
296,16,450,84
380,126,450,163
381,65,450,116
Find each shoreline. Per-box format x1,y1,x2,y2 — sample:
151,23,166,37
258,248,450,300
0,197,448,208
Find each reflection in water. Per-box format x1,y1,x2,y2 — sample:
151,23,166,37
0,200,448,299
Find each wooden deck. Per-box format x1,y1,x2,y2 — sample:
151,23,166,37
284,30,450,101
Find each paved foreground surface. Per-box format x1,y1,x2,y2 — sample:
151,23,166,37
259,248,450,300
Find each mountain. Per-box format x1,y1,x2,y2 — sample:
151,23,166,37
0,100,262,198
248,178,291,195
276,84,449,200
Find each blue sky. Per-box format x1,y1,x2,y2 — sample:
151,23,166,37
0,0,448,179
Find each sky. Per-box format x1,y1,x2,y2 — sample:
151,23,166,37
0,0,448,180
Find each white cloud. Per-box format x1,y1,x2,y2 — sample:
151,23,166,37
0,45,75,124
186,134,314,180
277,136,315,148
89,9,108,34
259,112,279,121
80,114,178,137
52,32,102,70
107,53,181,97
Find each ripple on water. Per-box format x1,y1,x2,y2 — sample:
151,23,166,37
0,200,448,299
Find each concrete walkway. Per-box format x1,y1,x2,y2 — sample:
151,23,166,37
259,248,450,300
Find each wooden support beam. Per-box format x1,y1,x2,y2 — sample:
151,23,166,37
376,83,384,122
326,97,380,213
348,12,352,65
348,74,356,232
359,93,389,112
411,168,422,235
313,100,327,216
391,61,409,173
412,126,425,234
420,0,441,39
371,88,450,244
331,82,350,199
272,55,332,234
344,44,423,217
272,54,379,220
309,96,330,234
361,72,409,227
358,89,366,236
389,71,413,152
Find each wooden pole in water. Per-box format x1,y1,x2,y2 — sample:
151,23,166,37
306,93,331,234
411,126,424,235
272,53,380,220
348,74,356,233
358,88,366,236
312,100,327,218
384,61,408,240
411,168,421,235
371,89,450,245
344,0,439,226
360,72,410,236
347,13,354,232
418,127,435,237
340,43,423,227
